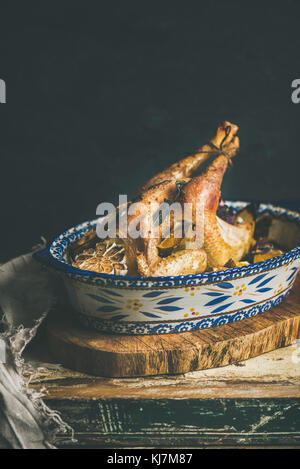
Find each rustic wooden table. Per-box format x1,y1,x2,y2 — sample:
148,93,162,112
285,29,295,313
27,332,300,448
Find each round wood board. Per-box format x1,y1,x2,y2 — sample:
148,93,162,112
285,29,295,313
46,277,300,377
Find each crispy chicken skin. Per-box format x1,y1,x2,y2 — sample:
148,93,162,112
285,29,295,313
136,248,207,277
136,121,239,196
180,151,253,268
124,121,249,277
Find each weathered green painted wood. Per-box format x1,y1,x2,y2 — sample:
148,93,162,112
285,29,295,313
54,433,300,449
47,398,300,448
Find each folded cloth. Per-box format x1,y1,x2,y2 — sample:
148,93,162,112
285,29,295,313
0,247,70,449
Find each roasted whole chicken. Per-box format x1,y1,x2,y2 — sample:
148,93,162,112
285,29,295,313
122,121,254,276
71,121,280,277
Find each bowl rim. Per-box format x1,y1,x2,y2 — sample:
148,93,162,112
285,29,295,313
34,201,300,283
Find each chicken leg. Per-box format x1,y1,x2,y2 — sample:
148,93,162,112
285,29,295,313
180,149,253,268
132,122,241,276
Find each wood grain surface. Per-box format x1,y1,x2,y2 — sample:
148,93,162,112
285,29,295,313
46,276,300,378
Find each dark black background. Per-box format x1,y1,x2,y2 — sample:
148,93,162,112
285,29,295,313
0,1,300,261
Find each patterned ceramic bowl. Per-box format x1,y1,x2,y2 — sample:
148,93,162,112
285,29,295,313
34,202,300,335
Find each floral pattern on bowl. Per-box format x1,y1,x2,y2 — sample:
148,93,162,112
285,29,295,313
34,202,300,335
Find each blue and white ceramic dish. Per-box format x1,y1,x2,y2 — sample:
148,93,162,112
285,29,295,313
34,202,300,335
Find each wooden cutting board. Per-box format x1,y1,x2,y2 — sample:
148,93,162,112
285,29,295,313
46,276,300,377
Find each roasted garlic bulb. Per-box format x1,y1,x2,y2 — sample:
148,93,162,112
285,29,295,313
72,238,128,275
